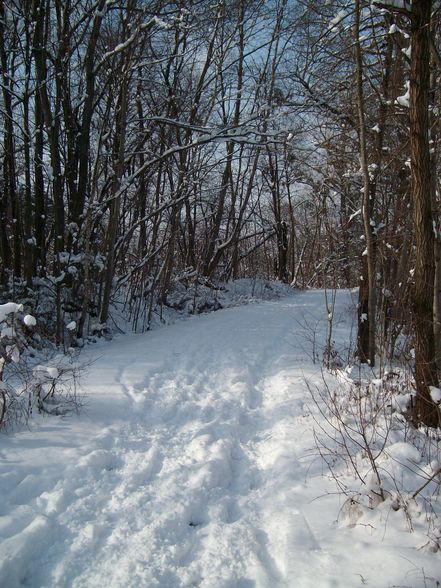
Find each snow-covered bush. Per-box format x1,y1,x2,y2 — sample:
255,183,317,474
309,367,441,550
0,302,83,428
0,302,34,427
30,357,84,417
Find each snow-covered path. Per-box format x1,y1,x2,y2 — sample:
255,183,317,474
1,291,438,587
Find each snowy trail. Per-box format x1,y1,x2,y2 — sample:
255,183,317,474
71,299,321,588
1,291,437,587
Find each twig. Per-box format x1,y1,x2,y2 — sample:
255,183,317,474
412,467,441,499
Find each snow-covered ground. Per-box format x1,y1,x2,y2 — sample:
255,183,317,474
0,290,439,587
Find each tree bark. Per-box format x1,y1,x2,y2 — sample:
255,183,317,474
355,0,376,366
100,77,129,324
0,1,22,280
410,0,439,427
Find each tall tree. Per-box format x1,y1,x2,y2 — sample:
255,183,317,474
409,0,439,427
355,0,376,366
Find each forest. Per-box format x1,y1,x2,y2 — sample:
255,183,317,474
0,0,441,429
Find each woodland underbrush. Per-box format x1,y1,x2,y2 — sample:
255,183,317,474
120,274,293,333
301,290,440,571
0,300,87,430
310,357,441,560
1,274,293,343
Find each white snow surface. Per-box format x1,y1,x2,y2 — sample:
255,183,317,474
430,386,441,404
23,315,37,328
0,290,439,587
0,303,23,323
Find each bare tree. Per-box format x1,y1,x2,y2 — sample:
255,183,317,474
409,0,439,427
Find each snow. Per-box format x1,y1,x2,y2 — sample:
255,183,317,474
348,209,361,222
402,45,411,59
0,302,23,323
396,81,410,108
430,386,441,404
329,9,348,30
5,345,20,363
33,365,60,381
0,290,439,587
0,327,16,339
153,15,170,29
372,0,408,9
23,315,37,327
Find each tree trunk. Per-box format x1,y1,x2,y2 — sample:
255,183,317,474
34,94,46,276
355,0,376,366
100,61,130,324
0,1,22,280
410,0,439,427
32,0,65,260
